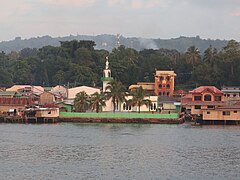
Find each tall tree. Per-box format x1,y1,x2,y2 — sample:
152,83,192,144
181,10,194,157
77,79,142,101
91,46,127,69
203,45,218,66
105,79,126,112
185,46,201,66
222,40,240,76
74,91,89,112
128,86,151,113
89,92,106,113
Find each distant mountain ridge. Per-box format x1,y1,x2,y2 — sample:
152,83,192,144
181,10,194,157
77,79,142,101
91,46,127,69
0,34,229,53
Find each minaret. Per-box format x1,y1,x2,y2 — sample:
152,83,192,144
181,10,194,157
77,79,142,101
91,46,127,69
102,56,113,92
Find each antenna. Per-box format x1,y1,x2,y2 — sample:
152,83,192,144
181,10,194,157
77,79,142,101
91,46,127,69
116,34,121,48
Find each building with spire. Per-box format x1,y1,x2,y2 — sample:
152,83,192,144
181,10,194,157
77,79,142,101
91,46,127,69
101,56,114,111
101,56,113,93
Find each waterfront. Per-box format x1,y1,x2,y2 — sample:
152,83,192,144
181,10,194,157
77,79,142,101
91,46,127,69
1,123,240,180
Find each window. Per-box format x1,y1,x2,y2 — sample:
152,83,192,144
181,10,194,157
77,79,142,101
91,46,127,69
194,96,201,101
234,111,237,113
166,84,170,89
233,94,237,97
166,76,170,81
163,92,165,96
207,111,210,114
204,94,212,101
150,104,153,110
129,106,131,110
123,103,126,110
195,105,201,109
159,84,162,88
223,111,230,116
167,92,170,96
215,96,222,101
207,106,215,109
158,92,161,96
153,103,156,110
159,76,163,81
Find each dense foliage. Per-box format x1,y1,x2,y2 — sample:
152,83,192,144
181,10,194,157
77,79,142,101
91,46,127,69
0,39,240,90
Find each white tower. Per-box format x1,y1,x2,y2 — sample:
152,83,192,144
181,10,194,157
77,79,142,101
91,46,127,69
116,34,121,48
102,56,114,112
102,56,113,92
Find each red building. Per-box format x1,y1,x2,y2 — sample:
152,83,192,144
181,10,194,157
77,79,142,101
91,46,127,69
154,71,176,96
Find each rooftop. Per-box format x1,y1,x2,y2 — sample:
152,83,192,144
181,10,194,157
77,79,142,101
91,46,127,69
155,70,176,76
190,86,223,94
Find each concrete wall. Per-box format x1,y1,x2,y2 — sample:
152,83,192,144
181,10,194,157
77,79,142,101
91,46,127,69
36,108,59,118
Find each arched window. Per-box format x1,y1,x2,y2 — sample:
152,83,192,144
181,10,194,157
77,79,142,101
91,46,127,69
166,76,170,81
163,92,165,96
166,84,170,89
150,104,153,110
123,103,126,110
159,84,162,88
167,92,170,96
204,94,212,101
129,106,131,110
159,76,163,81
153,103,156,110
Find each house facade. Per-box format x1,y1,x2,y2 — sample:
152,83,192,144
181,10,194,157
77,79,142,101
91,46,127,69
221,86,240,103
202,105,240,125
0,98,32,114
181,86,225,116
121,96,158,112
154,71,176,96
129,70,176,97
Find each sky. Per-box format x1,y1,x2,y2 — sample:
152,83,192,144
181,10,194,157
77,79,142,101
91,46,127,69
0,0,240,42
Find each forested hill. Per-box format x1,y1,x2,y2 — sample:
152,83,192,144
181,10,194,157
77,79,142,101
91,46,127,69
0,34,228,53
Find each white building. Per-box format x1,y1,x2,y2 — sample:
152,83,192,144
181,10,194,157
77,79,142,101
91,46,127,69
67,86,100,100
101,56,158,113
101,56,114,112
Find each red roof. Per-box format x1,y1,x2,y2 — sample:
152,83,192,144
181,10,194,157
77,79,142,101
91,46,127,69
190,86,223,94
181,94,192,103
174,90,186,94
0,98,32,105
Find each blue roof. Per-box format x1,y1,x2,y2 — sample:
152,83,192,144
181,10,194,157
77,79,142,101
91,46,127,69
222,90,240,93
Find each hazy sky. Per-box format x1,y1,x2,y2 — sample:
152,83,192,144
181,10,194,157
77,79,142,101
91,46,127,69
1,0,240,41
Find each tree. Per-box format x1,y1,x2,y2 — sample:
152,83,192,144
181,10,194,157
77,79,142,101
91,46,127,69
128,86,151,113
203,45,218,66
74,91,89,112
185,46,201,66
105,79,126,112
89,92,106,113
222,40,240,76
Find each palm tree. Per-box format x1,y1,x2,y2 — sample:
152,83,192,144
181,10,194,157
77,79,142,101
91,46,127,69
185,46,201,66
74,91,89,112
128,86,151,113
222,40,240,76
203,45,218,66
89,92,106,113
105,79,126,112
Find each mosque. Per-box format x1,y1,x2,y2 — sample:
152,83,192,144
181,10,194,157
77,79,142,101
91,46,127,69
101,57,177,113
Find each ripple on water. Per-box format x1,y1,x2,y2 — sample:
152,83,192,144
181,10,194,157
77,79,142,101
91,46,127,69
1,123,240,179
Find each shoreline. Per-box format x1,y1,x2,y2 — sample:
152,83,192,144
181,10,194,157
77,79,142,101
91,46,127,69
59,117,182,124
